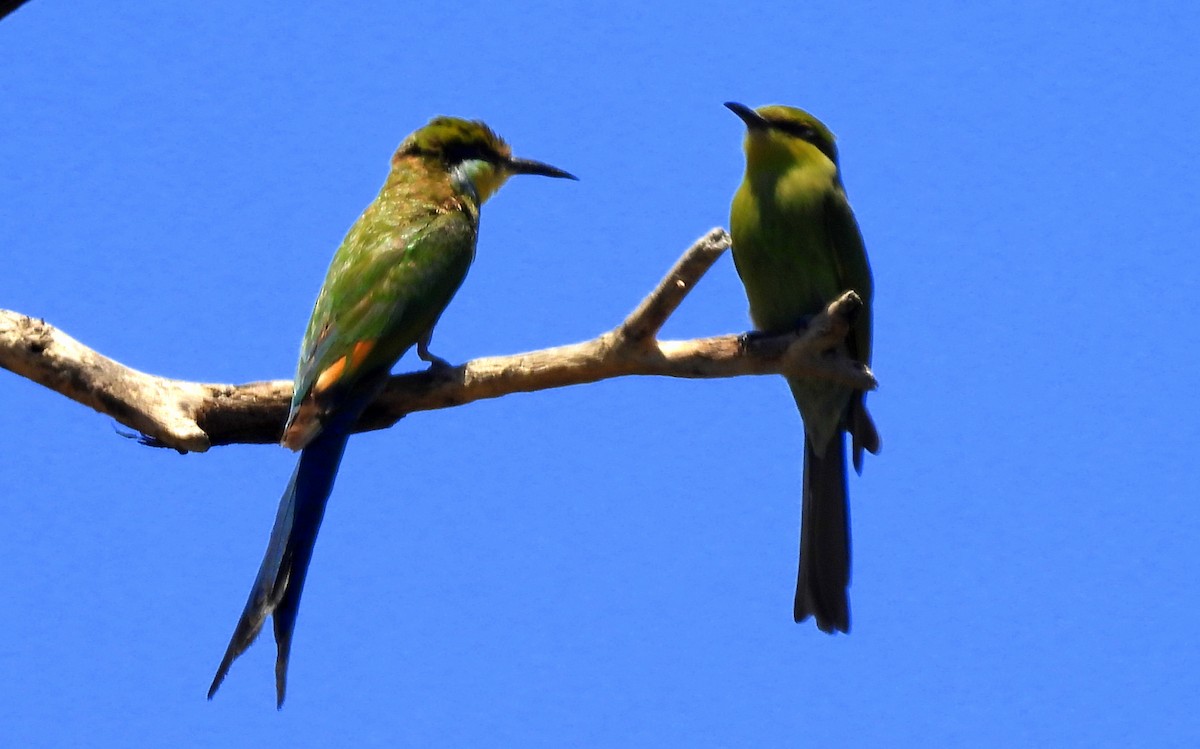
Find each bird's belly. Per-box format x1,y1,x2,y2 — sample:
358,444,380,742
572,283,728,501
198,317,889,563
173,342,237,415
737,229,841,333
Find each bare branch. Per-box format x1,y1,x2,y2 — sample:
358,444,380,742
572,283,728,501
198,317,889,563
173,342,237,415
617,227,730,342
1,229,876,452
0,311,214,452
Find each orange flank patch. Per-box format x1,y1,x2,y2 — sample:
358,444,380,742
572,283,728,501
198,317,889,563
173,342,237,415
313,356,347,394
312,339,376,396
352,339,375,367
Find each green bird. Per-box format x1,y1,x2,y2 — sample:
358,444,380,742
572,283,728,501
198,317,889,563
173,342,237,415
725,102,879,633
207,116,575,707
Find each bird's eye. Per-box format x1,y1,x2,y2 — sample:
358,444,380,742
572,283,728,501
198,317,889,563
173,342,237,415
785,123,816,141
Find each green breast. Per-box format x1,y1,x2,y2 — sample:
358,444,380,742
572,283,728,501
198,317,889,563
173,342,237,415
729,171,842,333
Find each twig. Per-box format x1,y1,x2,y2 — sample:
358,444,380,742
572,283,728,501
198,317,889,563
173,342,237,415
617,227,730,342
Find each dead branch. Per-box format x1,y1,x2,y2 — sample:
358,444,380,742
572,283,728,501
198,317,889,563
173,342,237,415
0,228,876,452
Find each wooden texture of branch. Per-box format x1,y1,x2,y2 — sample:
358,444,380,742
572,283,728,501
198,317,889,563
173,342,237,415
0,228,876,452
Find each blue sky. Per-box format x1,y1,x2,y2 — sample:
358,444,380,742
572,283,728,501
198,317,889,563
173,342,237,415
3,1,1198,746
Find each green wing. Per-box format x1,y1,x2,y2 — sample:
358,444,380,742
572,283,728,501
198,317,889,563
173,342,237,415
824,186,872,366
283,206,477,448
824,186,879,466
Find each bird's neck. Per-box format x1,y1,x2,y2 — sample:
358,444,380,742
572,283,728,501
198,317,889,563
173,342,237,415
450,158,509,205
384,154,483,217
744,148,838,207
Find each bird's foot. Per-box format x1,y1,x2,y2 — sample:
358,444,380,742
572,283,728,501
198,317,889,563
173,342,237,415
416,336,454,371
423,355,454,373
418,347,454,375
737,329,780,353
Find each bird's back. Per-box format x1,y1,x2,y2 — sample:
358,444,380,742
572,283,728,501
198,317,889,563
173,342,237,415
284,160,479,449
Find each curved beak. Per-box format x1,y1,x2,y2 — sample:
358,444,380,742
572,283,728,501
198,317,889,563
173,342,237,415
507,157,578,180
724,101,769,130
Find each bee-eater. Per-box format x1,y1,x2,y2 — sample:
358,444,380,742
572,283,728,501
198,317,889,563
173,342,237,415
207,116,575,706
725,102,879,633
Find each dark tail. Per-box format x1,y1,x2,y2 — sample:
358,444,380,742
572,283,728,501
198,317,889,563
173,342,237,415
849,391,880,474
795,434,850,633
208,424,351,708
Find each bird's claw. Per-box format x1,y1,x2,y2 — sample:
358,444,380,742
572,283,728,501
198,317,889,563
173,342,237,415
423,354,453,373
417,333,453,372
737,329,771,353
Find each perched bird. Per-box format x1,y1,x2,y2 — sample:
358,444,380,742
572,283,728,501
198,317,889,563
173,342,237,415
208,116,575,707
725,102,879,633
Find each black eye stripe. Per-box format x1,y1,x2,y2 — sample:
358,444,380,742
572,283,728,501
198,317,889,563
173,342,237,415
443,143,500,165
766,119,838,163
772,120,816,140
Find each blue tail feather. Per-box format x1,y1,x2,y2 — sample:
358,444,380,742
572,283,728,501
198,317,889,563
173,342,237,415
208,422,352,708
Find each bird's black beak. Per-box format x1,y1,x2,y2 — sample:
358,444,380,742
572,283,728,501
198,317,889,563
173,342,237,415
507,157,578,180
724,101,769,130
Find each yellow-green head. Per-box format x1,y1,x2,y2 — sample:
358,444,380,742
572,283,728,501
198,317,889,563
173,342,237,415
397,116,576,203
725,102,840,176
